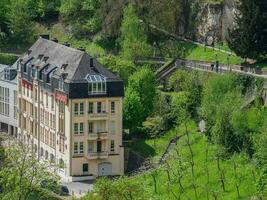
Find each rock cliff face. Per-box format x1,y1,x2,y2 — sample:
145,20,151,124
197,0,238,42
192,0,238,43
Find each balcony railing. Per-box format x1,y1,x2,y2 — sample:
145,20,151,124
88,132,108,140
88,111,108,119
87,151,108,159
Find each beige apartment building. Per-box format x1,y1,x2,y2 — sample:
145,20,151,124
17,35,124,181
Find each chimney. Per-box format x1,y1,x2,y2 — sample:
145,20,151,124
38,54,44,60
43,56,49,63
90,58,94,68
40,34,50,40
27,50,32,55
63,41,70,47
78,47,85,52
51,37,58,43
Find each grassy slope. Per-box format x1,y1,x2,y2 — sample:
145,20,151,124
127,123,258,199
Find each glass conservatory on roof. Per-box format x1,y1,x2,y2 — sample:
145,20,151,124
85,74,107,94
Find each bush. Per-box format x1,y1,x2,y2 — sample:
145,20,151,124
0,54,18,65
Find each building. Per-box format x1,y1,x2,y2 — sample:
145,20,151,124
17,36,124,181
0,63,18,136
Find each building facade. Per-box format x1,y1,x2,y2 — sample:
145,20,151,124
0,63,18,136
17,36,124,181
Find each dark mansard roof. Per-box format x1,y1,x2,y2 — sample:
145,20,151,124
21,37,122,83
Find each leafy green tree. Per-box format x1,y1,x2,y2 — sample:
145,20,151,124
0,0,9,41
99,55,137,84
123,87,143,133
120,4,151,60
6,0,35,43
0,141,59,200
201,74,247,152
168,70,203,118
228,0,267,60
128,68,156,117
60,0,101,37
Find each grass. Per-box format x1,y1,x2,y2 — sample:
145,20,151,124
129,127,182,162
186,46,244,65
157,38,244,66
125,122,258,199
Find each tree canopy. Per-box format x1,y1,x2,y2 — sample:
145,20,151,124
228,0,267,60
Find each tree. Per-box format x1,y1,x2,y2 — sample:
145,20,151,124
228,0,267,60
201,74,247,153
168,70,203,118
6,0,35,43
60,0,102,37
99,55,137,84
127,68,156,117
0,140,59,200
0,0,9,41
123,87,143,133
120,4,151,60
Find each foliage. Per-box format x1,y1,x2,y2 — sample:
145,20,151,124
81,177,147,200
120,4,151,60
201,74,249,153
86,124,258,199
127,68,156,117
0,54,18,65
169,70,204,119
99,55,137,83
6,0,35,44
0,141,59,200
228,0,267,60
60,0,102,37
123,87,143,133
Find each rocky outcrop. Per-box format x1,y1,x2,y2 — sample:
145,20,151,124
195,0,238,43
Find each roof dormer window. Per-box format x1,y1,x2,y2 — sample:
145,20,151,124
58,76,64,91
85,74,106,95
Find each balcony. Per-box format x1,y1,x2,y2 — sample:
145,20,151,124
88,132,108,140
88,111,108,120
87,151,108,160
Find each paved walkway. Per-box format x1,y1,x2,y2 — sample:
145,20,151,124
61,180,94,198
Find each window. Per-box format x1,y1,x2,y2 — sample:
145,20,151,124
46,93,48,107
88,122,94,133
83,163,88,173
80,142,84,154
80,123,84,134
110,140,115,152
74,142,78,154
40,147,44,156
59,77,64,91
97,102,102,113
51,95,54,110
80,103,84,115
111,101,115,114
88,141,94,152
74,103,79,115
74,123,79,134
97,141,102,152
74,142,84,154
88,102,93,114
110,120,115,135
50,154,55,163
86,74,106,94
